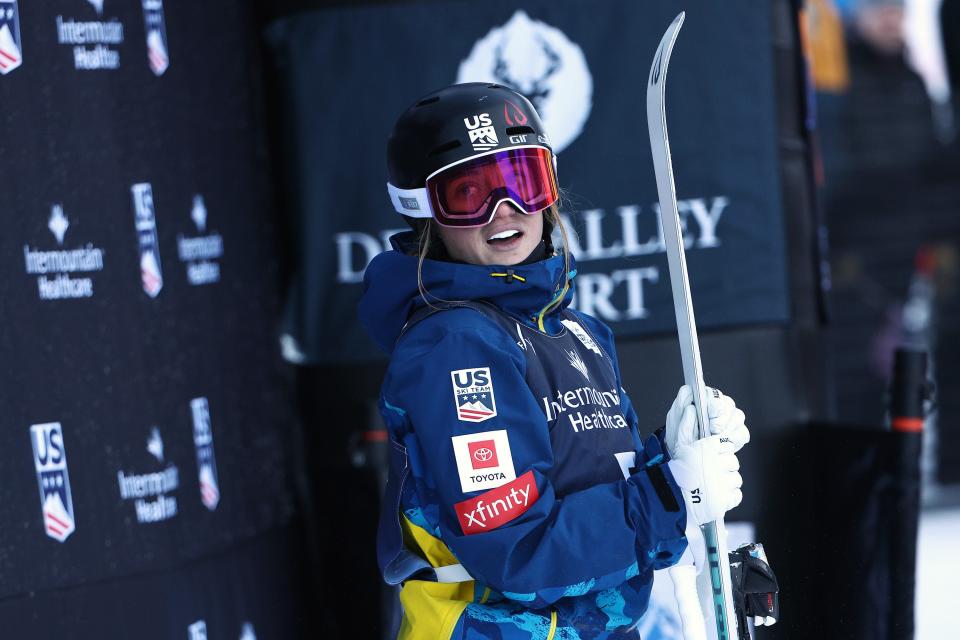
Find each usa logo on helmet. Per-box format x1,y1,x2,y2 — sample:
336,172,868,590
30,422,76,543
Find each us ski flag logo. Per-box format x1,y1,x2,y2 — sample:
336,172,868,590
30,422,76,543
0,0,22,75
451,367,497,422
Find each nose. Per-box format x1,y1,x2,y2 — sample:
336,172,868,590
493,201,524,220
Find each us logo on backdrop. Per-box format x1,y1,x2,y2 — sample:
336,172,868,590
0,0,22,75
30,422,76,543
141,0,169,76
457,10,593,153
131,183,164,297
191,397,221,511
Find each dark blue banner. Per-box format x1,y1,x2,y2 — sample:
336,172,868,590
268,0,788,364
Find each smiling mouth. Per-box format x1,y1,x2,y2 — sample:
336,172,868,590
487,229,522,244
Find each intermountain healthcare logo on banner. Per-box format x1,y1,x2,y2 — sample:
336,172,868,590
30,422,76,543
131,183,163,297
191,397,221,511
457,10,593,153
22,203,106,300
177,195,224,285
141,0,168,76
0,0,22,75
56,0,125,70
116,427,179,523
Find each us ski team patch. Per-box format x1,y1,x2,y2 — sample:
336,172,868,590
451,367,497,422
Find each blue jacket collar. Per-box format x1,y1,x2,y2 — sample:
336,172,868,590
358,231,576,353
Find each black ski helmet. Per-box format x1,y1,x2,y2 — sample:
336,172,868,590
387,83,555,191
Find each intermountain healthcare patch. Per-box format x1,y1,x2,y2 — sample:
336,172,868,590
450,429,516,493
0,0,23,75
451,367,497,422
30,422,76,543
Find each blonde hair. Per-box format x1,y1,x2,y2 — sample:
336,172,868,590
415,204,573,311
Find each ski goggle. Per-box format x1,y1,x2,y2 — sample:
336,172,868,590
388,145,559,228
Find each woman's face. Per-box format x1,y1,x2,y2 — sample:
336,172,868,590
435,202,544,266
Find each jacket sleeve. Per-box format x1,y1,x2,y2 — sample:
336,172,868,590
383,313,687,608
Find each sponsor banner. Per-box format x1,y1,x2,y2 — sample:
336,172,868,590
268,0,788,363
454,470,538,535
450,429,516,493
30,422,76,543
451,367,497,422
0,0,23,75
131,182,164,297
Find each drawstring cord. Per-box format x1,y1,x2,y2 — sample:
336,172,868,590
489,269,526,284
488,268,577,333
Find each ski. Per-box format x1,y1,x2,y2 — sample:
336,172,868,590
646,12,739,640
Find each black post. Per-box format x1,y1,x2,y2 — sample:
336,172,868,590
888,347,927,640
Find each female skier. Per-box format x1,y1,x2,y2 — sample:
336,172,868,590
359,83,749,640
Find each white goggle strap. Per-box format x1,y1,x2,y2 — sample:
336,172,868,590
387,182,433,219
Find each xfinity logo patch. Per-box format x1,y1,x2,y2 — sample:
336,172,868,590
0,1,23,75
451,429,515,493
30,422,76,543
463,112,498,151
454,470,538,535
451,367,497,422
457,10,593,153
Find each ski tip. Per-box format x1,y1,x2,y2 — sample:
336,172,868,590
648,12,686,89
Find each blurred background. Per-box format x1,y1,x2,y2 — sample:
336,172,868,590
0,0,956,638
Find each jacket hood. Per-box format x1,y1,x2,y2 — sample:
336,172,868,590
358,231,575,353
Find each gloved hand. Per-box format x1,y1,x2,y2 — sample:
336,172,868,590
668,435,743,527
665,385,749,459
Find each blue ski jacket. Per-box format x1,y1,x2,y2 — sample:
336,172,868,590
359,232,689,640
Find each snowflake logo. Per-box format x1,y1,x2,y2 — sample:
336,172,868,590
566,349,589,380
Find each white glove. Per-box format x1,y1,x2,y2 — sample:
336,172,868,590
665,385,750,459
668,435,743,526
